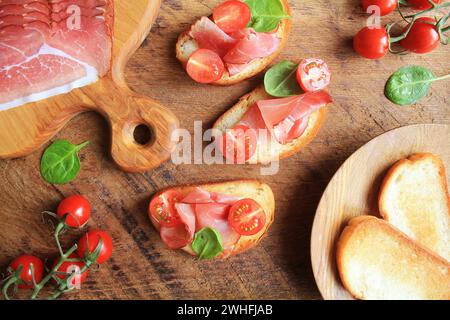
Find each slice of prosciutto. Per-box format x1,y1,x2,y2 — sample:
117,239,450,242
238,91,333,145
160,203,196,249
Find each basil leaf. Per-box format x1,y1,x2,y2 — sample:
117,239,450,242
264,60,302,97
245,0,290,33
385,66,435,106
40,140,90,185
191,227,223,260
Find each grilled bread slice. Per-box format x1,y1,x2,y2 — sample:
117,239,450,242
379,153,450,261
337,216,450,300
176,0,291,85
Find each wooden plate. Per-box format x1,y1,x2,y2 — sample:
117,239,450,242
0,0,179,173
310,123,450,300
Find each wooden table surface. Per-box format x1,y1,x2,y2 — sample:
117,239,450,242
0,0,449,300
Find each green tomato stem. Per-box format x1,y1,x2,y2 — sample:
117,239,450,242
1,275,18,301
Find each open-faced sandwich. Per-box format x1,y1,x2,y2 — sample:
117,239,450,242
213,59,332,164
176,0,291,84
148,180,275,259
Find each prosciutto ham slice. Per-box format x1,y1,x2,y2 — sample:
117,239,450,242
188,17,280,76
0,0,113,111
239,91,333,144
159,188,241,250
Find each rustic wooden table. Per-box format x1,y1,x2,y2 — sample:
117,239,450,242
0,0,449,300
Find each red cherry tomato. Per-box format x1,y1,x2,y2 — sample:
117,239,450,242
218,125,257,164
228,199,266,236
213,0,252,34
354,26,389,59
361,0,398,16
186,49,225,84
296,58,331,92
400,17,440,54
9,255,44,289
53,253,88,286
57,195,91,228
76,230,113,264
407,0,442,10
149,190,183,228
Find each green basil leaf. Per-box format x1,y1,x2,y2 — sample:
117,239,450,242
385,66,435,106
245,0,290,33
40,140,90,185
264,60,302,97
191,227,223,260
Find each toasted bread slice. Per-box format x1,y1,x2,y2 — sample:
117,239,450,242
337,216,450,300
379,153,450,261
150,180,275,259
176,0,291,85
213,86,329,164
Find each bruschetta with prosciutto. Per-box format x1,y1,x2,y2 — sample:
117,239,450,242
213,59,333,164
148,180,275,259
176,0,291,85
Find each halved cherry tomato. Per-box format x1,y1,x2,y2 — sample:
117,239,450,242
361,0,398,16
9,255,44,289
57,195,91,228
149,190,183,227
407,0,442,10
186,49,225,84
218,125,257,164
213,0,252,34
353,26,389,59
400,17,440,54
76,230,113,264
296,58,331,92
53,253,88,287
228,199,266,236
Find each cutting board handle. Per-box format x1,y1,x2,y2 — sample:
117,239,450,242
85,79,179,173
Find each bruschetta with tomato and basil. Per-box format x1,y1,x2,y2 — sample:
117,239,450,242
148,180,274,259
213,59,333,164
176,0,292,84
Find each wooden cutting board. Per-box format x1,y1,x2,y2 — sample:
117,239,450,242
0,0,178,173
310,124,450,300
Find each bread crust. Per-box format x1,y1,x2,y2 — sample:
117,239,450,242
150,179,275,259
212,85,329,163
337,216,450,300
175,0,292,85
378,153,450,260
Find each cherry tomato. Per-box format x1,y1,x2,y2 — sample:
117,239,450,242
57,195,91,228
296,58,331,92
218,125,257,164
149,190,183,227
400,17,440,54
228,199,266,236
213,0,252,34
186,49,225,84
53,253,88,287
407,0,442,10
354,26,389,59
76,230,113,264
9,255,44,289
361,0,398,16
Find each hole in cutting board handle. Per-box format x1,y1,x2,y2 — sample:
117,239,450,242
133,124,154,146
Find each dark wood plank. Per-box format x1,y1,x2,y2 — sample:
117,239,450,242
0,0,449,300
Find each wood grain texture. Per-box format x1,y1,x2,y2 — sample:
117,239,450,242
0,0,449,300
0,0,179,173
311,124,450,300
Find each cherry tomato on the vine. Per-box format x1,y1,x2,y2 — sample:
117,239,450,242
407,0,442,10
52,253,88,287
213,0,252,34
76,230,113,264
362,0,398,16
400,17,440,54
57,195,91,228
354,26,389,59
8,255,44,289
